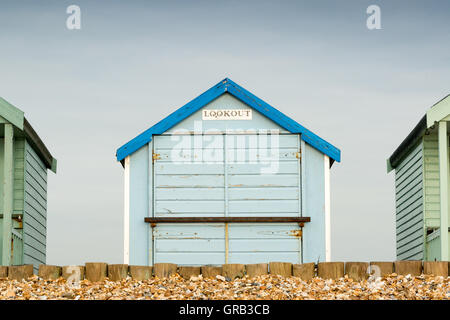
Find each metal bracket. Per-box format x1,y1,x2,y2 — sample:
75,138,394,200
152,152,161,163
296,149,302,162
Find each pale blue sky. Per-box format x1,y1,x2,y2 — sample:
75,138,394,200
0,0,449,264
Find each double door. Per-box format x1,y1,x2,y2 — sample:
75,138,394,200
151,133,303,265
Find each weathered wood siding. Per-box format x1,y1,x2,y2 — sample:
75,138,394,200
422,132,444,261
127,144,150,266
423,133,441,229
0,137,25,214
395,142,424,260
302,143,326,263
152,133,302,265
13,139,25,215
0,137,26,265
23,141,47,272
165,93,290,134
425,229,440,261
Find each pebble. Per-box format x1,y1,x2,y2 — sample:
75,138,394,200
0,274,448,300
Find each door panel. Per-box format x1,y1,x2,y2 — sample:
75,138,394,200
153,223,225,265
152,134,302,265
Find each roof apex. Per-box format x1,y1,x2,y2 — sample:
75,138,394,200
0,97,56,173
116,78,341,163
426,94,450,127
0,97,24,129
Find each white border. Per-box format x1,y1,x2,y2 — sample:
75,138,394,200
324,155,331,261
123,156,130,264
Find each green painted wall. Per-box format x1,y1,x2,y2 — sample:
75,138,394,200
0,135,49,270
422,131,450,260
425,229,440,261
22,140,47,273
395,142,424,260
423,133,441,228
0,137,25,266
0,137,25,213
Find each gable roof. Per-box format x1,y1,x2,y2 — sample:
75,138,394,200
116,78,341,164
0,97,57,173
387,94,450,173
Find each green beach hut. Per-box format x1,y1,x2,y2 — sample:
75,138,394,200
387,95,450,262
0,98,57,273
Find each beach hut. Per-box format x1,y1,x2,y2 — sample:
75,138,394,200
116,78,340,266
0,98,57,272
387,95,450,261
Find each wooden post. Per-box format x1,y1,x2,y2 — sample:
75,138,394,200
423,261,448,277
201,266,222,278
0,266,8,278
178,266,201,280
394,261,422,276
8,265,33,280
85,263,108,282
38,265,62,280
293,263,315,281
345,262,369,281
108,264,129,281
269,262,292,277
153,263,177,278
129,265,152,280
369,261,394,277
2,124,14,266
62,266,85,281
245,263,268,277
438,121,449,260
317,262,344,279
223,264,245,279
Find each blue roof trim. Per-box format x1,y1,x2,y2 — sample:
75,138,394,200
116,78,341,163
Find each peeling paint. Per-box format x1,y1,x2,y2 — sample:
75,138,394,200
289,229,302,238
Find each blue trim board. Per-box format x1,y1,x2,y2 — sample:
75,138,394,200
116,78,341,163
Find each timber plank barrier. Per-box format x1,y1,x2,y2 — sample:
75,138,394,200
0,261,448,282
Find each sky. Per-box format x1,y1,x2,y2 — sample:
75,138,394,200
0,0,449,265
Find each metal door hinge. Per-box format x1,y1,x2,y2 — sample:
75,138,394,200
296,149,302,161
152,152,160,163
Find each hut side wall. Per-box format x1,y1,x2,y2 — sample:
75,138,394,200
423,133,441,229
127,144,150,266
0,137,26,265
426,229,440,261
23,140,48,272
0,137,25,214
13,139,25,215
302,143,326,263
395,142,424,260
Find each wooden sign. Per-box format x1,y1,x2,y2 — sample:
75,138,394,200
202,109,252,120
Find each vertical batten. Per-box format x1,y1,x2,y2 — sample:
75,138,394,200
123,156,130,264
148,140,153,265
324,155,331,261
438,121,449,260
302,144,326,263
1,123,13,266
128,145,149,265
300,140,306,217
224,134,229,264
300,139,306,263
297,135,303,263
